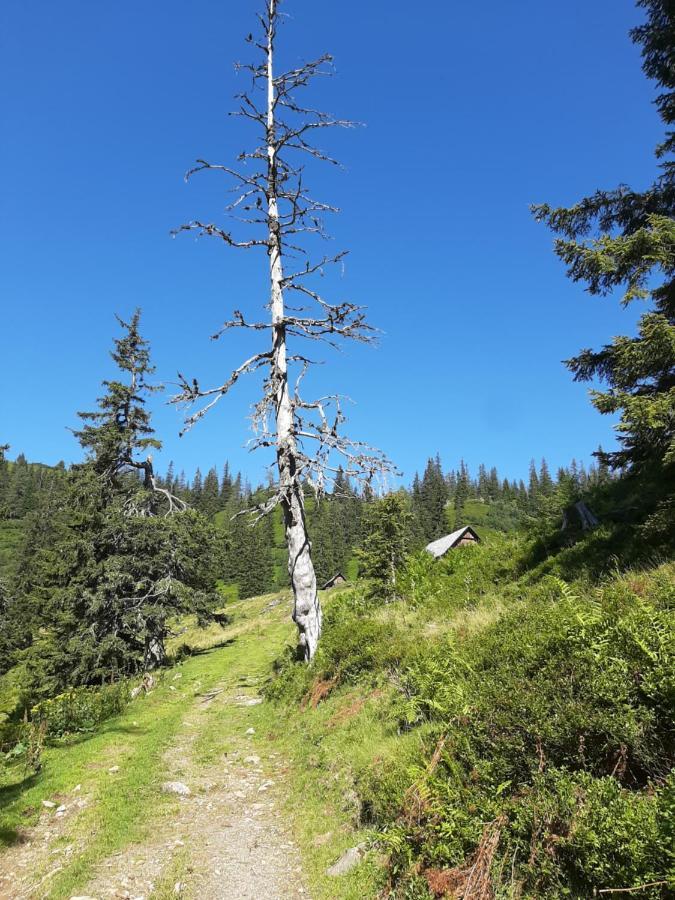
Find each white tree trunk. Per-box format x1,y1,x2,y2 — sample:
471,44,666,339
172,0,391,657
267,0,322,660
144,635,165,670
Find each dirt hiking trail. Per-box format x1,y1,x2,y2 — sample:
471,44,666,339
0,602,312,900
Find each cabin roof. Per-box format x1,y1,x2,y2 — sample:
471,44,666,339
321,572,347,589
425,526,480,559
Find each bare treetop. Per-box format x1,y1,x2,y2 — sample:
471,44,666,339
171,0,394,500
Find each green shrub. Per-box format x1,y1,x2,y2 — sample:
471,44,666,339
267,555,675,897
502,769,674,897
314,617,409,683
356,737,430,826
557,772,669,894
30,681,130,737
393,639,470,728
264,644,313,703
267,591,414,701
398,573,674,784
0,721,25,755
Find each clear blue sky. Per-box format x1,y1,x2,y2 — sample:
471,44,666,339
0,0,659,485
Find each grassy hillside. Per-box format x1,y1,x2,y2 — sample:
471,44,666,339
263,534,675,898
0,527,673,898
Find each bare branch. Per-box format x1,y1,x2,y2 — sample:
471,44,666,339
171,351,272,434
282,252,348,284
171,220,267,249
211,310,271,340
123,456,189,516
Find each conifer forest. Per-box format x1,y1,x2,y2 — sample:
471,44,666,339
0,1,674,898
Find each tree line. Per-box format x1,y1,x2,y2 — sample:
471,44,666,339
1,406,614,644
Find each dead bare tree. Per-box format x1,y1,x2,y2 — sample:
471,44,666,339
171,0,395,660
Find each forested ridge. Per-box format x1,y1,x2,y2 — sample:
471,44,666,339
1,0,675,897
0,436,615,604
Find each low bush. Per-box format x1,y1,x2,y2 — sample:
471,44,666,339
312,614,410,685
266,590,414,703
265,644,312,703
2,680,133,767
30,681,130,737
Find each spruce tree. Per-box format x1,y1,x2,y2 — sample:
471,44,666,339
0,444,9,514
533,1,675,480
477,464,489,501
488,466,500,500
191,468,203,509
454,461,470,524
74,311,161,495
517,479,529,509
418,456,448,541
220,462,233,506
17,314,218,696
528,459,540,498
201,467,221,517
224,512,274,599
539,458,554,496
357,493,412,600
311,502,337,586
5,454,32,519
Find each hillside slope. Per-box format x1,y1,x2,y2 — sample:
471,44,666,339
263,535,675,898
0,531,673,899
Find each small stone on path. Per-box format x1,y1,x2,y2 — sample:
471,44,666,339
235,695,262,707
161,781,191,797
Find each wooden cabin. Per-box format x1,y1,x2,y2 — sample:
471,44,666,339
322,572,348,590
425,526,480,559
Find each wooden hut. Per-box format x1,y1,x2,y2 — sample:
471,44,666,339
322,572,348,590
425,526,480,559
